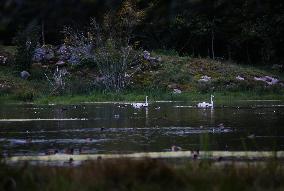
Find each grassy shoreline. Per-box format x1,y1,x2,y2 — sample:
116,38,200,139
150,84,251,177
1,90,284,105
1,48,284,105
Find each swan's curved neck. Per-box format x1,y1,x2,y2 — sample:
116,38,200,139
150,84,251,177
211,95,214,105
145,96,148,104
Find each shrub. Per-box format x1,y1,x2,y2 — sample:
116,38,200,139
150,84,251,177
91,0,146,91
61,0,145,92
60,27,94,65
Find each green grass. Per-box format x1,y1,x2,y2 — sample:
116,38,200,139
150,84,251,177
0,85,284,105
31,90,284,105
0,66,48,102
0,158,283,191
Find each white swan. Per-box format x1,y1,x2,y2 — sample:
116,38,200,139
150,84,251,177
132,96,149,109
197,95,214,108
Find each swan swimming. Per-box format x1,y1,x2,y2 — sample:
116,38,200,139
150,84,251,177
132,96,149,109
197,95,214,108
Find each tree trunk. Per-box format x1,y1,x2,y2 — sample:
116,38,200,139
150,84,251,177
42,21,45,45
211,30,215,60
227,45,232,61
246,43,252,65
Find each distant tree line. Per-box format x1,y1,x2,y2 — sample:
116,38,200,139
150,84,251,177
1,0,283,65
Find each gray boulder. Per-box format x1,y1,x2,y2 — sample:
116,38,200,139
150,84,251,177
20,71,31,80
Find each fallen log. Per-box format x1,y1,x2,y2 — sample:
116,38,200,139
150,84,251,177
5,151,284,163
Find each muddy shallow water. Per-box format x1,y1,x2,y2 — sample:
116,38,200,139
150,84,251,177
0,101,283,156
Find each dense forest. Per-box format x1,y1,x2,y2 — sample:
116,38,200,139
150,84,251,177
1,0,283,66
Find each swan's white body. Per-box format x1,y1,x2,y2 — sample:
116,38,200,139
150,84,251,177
132,96,149,109
197,95,214,108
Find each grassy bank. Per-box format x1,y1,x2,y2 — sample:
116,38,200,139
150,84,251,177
1,46,284,104
1,158,283,191
1,90,284,105
35,90,284,105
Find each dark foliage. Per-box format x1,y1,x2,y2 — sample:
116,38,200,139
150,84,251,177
1,0,284,65
13,24,40,71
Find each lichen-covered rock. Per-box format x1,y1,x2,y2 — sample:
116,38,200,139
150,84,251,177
33,45,55,62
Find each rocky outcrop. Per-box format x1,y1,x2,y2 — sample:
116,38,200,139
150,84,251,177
57,43,93,65
33,45,55,62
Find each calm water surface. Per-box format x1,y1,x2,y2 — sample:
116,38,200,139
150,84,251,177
0,101,283,156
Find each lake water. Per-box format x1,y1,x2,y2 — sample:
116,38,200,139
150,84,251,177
0,101,284,156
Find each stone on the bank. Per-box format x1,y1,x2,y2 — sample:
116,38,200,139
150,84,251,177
254,76,279,85
236,75,245,81
173,88,182,94
20,71,31,80
143,50,162,63
143,50,151,60
198,75,212,82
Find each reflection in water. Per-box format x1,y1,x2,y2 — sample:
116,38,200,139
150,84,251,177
0,101,283,156
210,108,214,124
145,107,149,127
55,107,65,129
